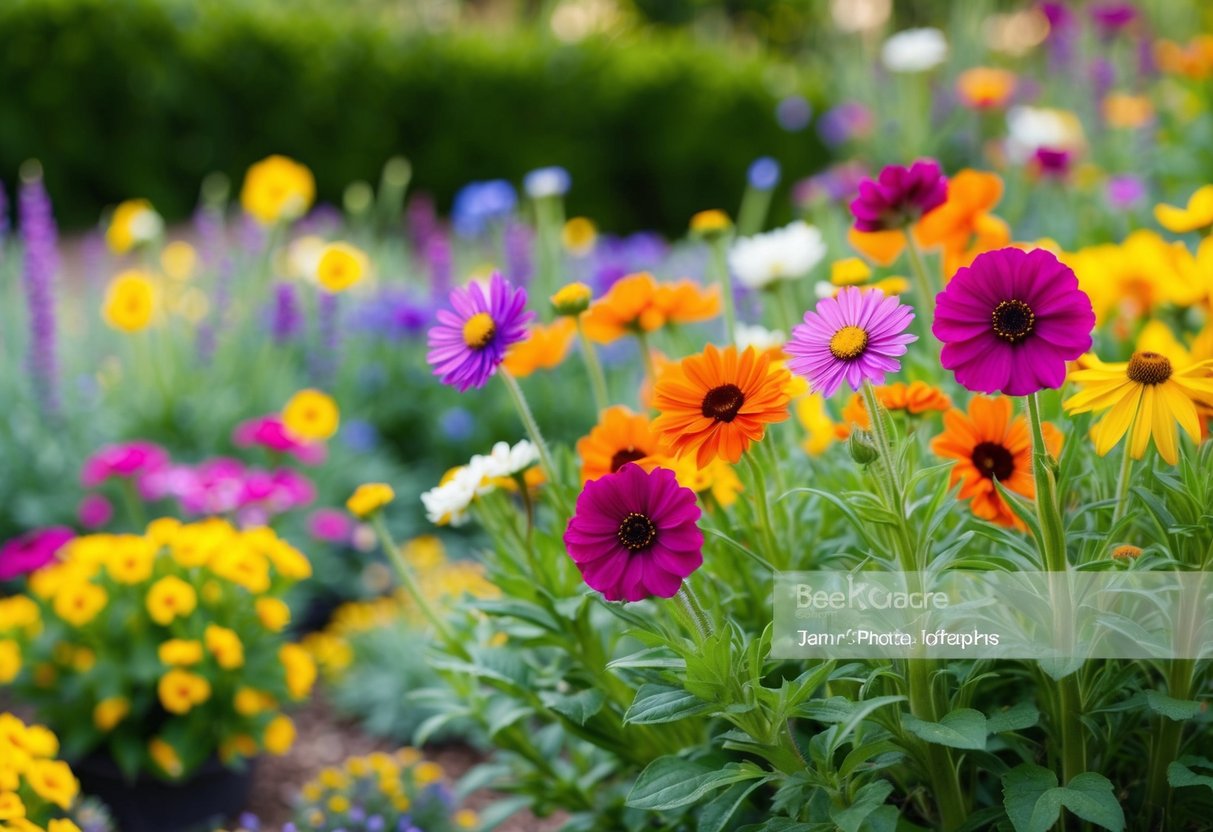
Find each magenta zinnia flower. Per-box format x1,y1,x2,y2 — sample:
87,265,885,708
80,441,170,488
786,287,917,397
934,247,1095,396
563,464,703,603
0,526,74,580
427,273,532,392
850,159,948,232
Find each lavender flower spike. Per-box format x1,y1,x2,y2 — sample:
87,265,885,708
19,164,61,416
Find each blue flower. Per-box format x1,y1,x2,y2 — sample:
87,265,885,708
747,157,781,191
451,179,517,237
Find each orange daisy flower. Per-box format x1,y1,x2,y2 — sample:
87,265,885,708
930,396,1062,529
914,169,1011,280
652,345,791,468
576,406,668,482
502,318,577,378
581,273,719,344
839,381,953,433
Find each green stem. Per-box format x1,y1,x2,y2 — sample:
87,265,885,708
1145,659,1193,823
674,584,711,642
707,237,737,345
499,371,569,515
902,230,935,321
741,450,782,569
774,281,799,336
1026,392,1086,785
120,479,146,531
370,514,465,657
861,380,907,518
1112,440,1133,523
635,329,658,388
575,319,610,414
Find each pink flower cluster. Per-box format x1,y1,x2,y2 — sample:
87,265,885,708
233,414,327,465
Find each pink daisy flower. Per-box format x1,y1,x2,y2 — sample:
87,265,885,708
427,273,532,392
563,464,703,603
786,286,918,397
934,247,1095,396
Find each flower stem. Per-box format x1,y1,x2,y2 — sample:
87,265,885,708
706,236,736,345
861,380,906,514
741,450,782,569
1112,440,1133,523
575,318,609,414
1026,392,1086,785
499,371,570,515
635,330,658,388
902,230,935,320
674,584,711,642
370,513,464,657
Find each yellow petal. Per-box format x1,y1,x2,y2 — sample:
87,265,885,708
1150,383,1179,465
1129,386,1154,459
1065,378,1134,413
1093,385,1140,456
1136,321,1193,367
1158,381,1202,443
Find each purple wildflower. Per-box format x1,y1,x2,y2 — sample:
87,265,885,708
503,220,533,285
425,232,453,297
426,273,531,392
850,159,948,233
19,169,61,416
270,282,303,343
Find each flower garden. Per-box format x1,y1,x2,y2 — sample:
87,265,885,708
2,1,1213,831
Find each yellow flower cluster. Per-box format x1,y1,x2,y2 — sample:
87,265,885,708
7,520,318,781
0,714,82,831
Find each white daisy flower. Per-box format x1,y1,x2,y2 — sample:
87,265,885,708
735,324,786,352
420,463,489,527
728,221,827,290
880,27,948,73
473,440,539,479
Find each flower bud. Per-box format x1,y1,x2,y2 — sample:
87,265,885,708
848,431,879,465
551,282,593,316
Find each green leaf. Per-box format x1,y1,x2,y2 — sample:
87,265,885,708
626,757,764,811
986,701,1040,734
541,688,606,725
624,684,715,725
1003,764,1126,832
697,777,771,832
831,779,894,832
1169,756,1213,794
1145,690,1203,721
903,708,988,750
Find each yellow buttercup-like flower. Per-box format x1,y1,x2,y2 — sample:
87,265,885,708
52,583,107,627
49,820,84,832
160,241,197,282
26,759,78,809
1155,184,1213,234
346,483,395,518
280,643,317,700
264,715,296,756
0,642,20,684
561,217,598,255
209,545,271,594
93,697,130,731
233,687,276,716
149,738,183,778
103,270,157,333
105,535,157,584
106,198,163,254
316,242,368,293
146,517,182,546
204,624,245,670
158,638,204,666
255,597,291,632
282,389,340,442
146,576,197,626
0,791,25,821
0,596,41,634
241,154,315,225
157,669,211,714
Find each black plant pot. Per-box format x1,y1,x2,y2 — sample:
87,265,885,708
74,753,255,832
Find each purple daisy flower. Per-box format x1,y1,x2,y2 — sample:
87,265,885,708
850,159,948,233
934,247,1095,396
786,287,918,397
427,273,532,392
563,464,703,603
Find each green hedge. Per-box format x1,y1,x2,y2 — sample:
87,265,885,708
0,0,829,233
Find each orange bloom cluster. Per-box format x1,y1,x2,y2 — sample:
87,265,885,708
956,67,1016,109
837,381,953,436
581,273,719,344
930,396,1062,529
1155,36,1213,80
503,318,577,377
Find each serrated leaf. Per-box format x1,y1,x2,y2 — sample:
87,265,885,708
1145,690,1202,721
626,757,764,811
624,684,714,725
903,708,988,750
1003,764,1125,832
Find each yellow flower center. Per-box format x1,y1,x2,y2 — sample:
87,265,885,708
461,313,496,349
829,326,869,360
1126,351,1172,385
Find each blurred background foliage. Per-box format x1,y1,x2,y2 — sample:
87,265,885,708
0,0,834,234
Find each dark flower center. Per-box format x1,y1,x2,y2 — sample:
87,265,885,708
609,448,648,473
970,441,1015,481
701,383,745,423
616,512,657,551
1126,351,1172,385
991,299,1036,344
